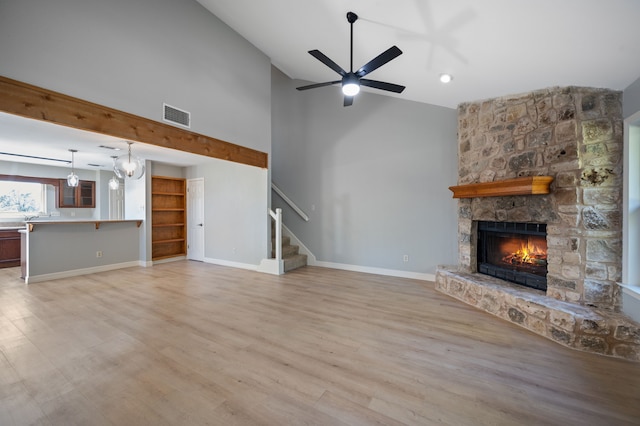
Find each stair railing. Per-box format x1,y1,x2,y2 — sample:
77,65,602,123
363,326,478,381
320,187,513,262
269,207,282,260
272,183,309,222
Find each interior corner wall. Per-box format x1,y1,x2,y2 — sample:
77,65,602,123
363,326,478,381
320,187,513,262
187,159,269,266
271,67,459,275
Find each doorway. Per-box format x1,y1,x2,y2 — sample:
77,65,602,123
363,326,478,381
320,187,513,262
187,178,205,261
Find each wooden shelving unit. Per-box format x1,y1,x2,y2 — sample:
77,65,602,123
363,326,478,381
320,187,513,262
151,176,186,260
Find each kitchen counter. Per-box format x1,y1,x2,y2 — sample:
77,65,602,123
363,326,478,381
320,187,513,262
25,219,142,231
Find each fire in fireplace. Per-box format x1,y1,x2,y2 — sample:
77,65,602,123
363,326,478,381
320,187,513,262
477,221,547,291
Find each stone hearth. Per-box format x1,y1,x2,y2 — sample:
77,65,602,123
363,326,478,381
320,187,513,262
436,86,640,361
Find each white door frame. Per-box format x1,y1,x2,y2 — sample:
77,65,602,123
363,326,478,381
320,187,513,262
187,178,205,261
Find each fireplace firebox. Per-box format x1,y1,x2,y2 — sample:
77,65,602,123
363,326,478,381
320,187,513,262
477,221,547,291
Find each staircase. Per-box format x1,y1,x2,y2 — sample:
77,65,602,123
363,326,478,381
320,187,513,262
272,228,307,272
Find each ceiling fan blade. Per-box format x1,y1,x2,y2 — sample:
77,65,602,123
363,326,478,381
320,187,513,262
360,79,406,93
356,46,403,77
296,80,341,91
344,96,354,107
308,50,347,76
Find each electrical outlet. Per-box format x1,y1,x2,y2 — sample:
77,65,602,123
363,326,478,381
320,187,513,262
403,254,409,262
96,251,103,258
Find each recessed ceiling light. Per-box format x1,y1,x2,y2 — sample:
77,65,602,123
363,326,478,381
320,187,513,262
439,73,453,83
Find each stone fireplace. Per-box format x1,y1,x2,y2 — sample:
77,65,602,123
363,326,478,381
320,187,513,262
436,86,640,361
477,220,548,291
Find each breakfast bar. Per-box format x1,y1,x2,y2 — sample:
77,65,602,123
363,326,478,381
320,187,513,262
22,219,143,283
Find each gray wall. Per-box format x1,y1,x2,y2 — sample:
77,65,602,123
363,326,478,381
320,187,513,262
187,158,268,266
624,76,640,119
26,221,140,279
271,67,458,275
0,0,272,267
0,0,271,153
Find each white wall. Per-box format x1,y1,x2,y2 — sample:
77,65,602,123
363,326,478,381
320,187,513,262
271,67,459,277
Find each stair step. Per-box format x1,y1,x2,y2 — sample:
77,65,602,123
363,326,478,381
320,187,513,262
283,254,307,272
271,244,299,258
271,235,291,247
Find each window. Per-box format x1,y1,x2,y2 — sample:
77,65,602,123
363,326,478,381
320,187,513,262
0,180,47,218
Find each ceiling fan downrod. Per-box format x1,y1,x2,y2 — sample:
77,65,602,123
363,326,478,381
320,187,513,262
347,11,358,72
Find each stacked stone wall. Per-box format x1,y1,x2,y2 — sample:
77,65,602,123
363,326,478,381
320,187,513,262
456,87,623,310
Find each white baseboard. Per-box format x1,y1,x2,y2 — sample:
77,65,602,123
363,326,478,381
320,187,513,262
621,285,640,323
312,260,436,282
281,224,435,282
25,261,141,284
203,257,259,271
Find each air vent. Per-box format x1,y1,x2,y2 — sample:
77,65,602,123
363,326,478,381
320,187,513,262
163,103,190,128
98,145,121,151
87,163,104,167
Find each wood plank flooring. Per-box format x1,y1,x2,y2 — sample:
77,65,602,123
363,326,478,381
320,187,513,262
1,261,639,425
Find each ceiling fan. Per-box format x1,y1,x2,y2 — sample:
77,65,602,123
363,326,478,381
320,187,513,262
296,11,405,107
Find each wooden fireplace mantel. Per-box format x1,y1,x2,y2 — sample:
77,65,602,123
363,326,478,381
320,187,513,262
449,176,554,199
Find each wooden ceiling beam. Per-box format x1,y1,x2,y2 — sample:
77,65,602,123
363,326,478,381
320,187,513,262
0,75,268,169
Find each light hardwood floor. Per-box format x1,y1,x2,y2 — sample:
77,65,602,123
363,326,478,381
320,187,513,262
1,262,639,425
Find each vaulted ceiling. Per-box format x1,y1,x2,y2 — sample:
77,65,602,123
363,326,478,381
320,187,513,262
3,0,640,171
197,0,640,108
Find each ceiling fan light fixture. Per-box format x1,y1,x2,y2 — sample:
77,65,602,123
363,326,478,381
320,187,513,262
342,77,360,96
439,73,453,83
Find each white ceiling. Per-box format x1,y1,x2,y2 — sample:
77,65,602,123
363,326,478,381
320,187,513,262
0,112,212,172
197,0,640,108
2,0,640,171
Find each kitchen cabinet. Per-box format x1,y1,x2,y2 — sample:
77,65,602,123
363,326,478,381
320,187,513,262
0,229,21,268
151,176,186,260
58,180,95,208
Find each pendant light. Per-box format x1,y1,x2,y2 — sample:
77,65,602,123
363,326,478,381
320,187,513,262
108,156,120,190
67,149,79,187
114,142,145,180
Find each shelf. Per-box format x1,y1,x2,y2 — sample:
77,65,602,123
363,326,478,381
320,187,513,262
151,176,187,261
152,238,186,244
449,176,554,199
153,253,187,261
